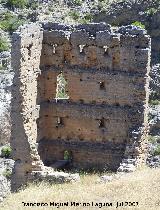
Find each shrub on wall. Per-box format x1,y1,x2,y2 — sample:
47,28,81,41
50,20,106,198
131,21,145,29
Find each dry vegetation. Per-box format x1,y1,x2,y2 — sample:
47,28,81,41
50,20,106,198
0,167,160,210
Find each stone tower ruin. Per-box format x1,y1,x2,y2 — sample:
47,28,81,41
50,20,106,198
11,23,151,189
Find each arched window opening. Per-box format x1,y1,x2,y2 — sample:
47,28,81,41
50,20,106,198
56,73,69,99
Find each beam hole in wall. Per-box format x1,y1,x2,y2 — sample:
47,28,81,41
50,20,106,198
103,46,108,55
135,46,140,49
99,81,105,90
56,117,63,128
52,44,58,54
79,99,84,104
27,43,33,58
79,45,85,53
98,118,105,128
115,102,120,107
56,73,69,99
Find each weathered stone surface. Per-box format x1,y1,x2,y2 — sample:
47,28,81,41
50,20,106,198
147,155,160,168
93,0,159,64
31,166,80,183
98,175,113,183
11,22,151,190
0,158,14,201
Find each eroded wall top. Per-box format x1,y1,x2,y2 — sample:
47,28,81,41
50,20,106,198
40,22,150,74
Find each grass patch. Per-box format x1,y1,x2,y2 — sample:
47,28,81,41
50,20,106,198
0,168,160,210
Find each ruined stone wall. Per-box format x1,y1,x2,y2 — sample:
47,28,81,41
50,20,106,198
11,22,151,189
11,24,44,190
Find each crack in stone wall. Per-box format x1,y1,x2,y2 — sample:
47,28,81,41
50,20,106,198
11,23,151,190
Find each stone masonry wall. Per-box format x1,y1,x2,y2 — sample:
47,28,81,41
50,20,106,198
11,24,44,190
11,22,151,189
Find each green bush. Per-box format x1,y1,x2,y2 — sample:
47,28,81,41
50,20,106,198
131,21,145,29
0,37,9,52
148,135,159,144
30,1,39,10
153,145,160,156
0,12,26,32
97,0,109,12
0,0,7,3
146,8,158,16
3,169,12,179
83,13,93,22
149,99,160,106
72,0,83,6
0,64,5,71
69,11,80,21
7,0,28,9
1,146,12,158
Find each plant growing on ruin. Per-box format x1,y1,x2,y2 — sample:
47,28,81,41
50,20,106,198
1,146,12,158
64,150,72,161
131,21,145,29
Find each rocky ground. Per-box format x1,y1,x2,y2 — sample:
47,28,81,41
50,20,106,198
0,146,14,202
